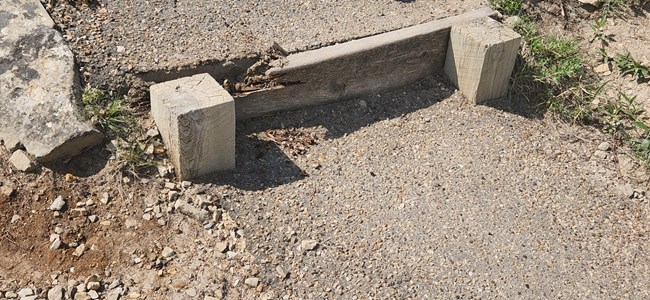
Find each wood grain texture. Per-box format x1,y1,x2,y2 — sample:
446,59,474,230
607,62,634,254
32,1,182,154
150,73,235,180
444,17,521,103
235,7,497,119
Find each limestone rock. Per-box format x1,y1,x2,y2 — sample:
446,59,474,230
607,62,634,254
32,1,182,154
0,0,102,162
47,286,65,300
9,149,37,172
244,277,259,287
174,199,210,222
301,239,319,251
49,195,66,211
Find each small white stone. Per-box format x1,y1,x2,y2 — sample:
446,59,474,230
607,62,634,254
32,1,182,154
181,181,192,189
17,288,34,297
87,281,101,291
215,242,228,253
146,128,159,137
100,192,110,204
73,243,86,257
10,214,20,223
161,246,175,258
50,238,62,250
168,191,180,202
597,141,611,151
9,150,37,172
49,195,66,211
185,288,197,297
244,277,259,287
47,286,65,300
301,239,318,251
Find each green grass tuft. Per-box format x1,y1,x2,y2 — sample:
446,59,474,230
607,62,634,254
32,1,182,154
81,88,130,136
511,17,593,122
613,52,650,82
489,0,523,15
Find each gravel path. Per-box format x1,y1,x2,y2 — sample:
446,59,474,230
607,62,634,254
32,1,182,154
1,75,648,299
206,76,649,299
43,0,487,89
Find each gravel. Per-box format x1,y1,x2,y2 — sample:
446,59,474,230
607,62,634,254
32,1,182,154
197,76,649,298
1,73,647,299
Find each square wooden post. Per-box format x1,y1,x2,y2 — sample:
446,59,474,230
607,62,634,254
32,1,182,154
444,17,521,103
150,73,235,180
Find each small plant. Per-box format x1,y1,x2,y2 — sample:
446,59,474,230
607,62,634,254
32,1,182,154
589,15,609,45
115,140,157,177
511,17,592,122
613,52,650,82
81,88,130,136
82,88,157,176
489,0,523,15
630,121,650,168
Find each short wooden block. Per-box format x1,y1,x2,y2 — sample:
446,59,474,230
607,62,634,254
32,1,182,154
150,73,235,180
444,17,521,103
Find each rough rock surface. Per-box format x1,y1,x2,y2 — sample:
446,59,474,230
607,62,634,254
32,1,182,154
0,0,102,162
8,149,36,172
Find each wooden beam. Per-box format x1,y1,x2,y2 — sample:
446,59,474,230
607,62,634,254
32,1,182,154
234,7,497,119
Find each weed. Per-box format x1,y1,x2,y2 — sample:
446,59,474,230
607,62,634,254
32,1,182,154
613,52,650,82
114,139,156,177
81,87,158,177
630,121,650,168
81,88,130,136
589,15,609,45
511,17,592,122
601,92,643,136
507,2,650,170
489,0,523,15
601,0,634,12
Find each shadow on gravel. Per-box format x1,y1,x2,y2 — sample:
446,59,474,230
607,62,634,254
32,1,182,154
202,74,543,190
631,2,650,17
201,75,458,190
479,96,544,119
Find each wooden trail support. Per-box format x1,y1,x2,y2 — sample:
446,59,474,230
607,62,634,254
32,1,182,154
150,7,521,180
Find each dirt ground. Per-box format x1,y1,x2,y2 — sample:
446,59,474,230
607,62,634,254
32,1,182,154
528,0,650,117
1,1,650,299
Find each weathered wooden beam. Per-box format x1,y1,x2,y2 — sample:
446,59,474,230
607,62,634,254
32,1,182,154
234,7,497,119
444,17,521,103
150,73,235,180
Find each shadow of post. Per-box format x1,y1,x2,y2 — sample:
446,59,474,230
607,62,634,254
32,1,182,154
200,74,542,190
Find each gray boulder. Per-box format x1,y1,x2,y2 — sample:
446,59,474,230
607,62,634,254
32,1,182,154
0,0,102,162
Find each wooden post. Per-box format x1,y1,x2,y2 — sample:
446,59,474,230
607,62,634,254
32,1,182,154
444,17,521,103
150,73,235,180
